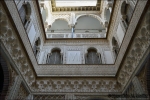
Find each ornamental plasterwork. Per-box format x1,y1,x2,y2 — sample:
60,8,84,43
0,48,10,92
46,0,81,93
1,0,150,95
114,0,148,69
34,95,65,100
0,1,36,89
15,83,29,100
44,39,109,45
37,64,116,76
137,63,149,94
5,65,18,100
117,5,150,87
30,1,46,41
107,0,121,41
33,78,119,93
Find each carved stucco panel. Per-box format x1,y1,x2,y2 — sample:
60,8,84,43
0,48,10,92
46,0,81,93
0,1,36,89
117,4,150,87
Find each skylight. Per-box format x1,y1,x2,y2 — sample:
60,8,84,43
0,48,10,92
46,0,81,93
55,0,97,7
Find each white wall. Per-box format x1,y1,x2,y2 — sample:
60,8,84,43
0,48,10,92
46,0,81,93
116,23,125,44
104,51,114,64
66,51,82,64
38,45,113,64
38,51,45,64
28,23,37,45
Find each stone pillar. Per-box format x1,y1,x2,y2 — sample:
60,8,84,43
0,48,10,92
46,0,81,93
7,76,22,99
71,27,74,38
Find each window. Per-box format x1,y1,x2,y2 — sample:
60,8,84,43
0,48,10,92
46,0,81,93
33,38,41,58
125,4,134,24
121,1,134,26
18,2,31,29
19,5,27,24
46,49,62,64
85,48,101,64
112,37,119,59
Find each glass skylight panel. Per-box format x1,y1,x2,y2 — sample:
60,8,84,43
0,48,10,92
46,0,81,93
55,0,97,7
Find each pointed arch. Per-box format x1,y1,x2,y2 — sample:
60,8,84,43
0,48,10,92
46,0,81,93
0,54,10,100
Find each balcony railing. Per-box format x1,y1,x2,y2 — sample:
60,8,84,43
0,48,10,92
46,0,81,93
46,32,106,38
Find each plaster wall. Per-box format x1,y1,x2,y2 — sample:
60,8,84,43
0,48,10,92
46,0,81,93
116,23,125,44
38,44,114,64
28,23,37,45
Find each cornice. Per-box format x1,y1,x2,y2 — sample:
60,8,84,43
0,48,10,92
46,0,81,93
37,64,116,77
44,39,109,45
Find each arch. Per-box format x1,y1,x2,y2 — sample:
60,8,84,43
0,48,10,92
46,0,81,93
33,37,41,57
121,1,127,16
120,1,134,24
19,2,31,26
104,7,111,22
51,47,61,53
51,18,70,26
75,14,104,27
85,48,101,64
0,54,10,100
25,2,31,17
46,48,62,64
87,47,98,52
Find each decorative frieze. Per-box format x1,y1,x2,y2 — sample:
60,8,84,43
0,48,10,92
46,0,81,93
34,95,65,100
33,79,120,93
15,83,29,100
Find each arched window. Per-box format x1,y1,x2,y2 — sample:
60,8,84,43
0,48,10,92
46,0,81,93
121,1,134,28
125,4,134,24
85,48,101,64
19,5,27,24
18,2,31,28
33,38,41,58
46,49,62,64
112,37,119,59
